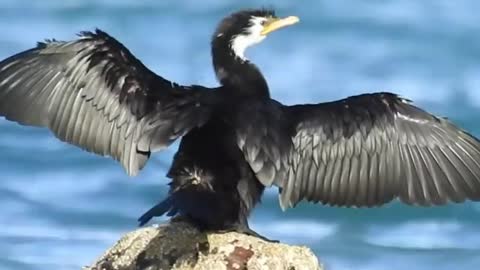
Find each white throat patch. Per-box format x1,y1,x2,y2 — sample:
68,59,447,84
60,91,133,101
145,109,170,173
230,16,267,60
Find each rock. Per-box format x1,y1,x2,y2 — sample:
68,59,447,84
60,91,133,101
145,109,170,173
85,220,323,270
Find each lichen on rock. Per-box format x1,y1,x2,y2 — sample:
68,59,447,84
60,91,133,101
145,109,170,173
85,220,322,270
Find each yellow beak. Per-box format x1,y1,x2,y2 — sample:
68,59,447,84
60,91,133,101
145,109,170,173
260,16,300,36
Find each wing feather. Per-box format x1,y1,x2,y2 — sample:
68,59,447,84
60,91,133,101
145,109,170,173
238,92,480,209
356,148,369,206
0,29,215,176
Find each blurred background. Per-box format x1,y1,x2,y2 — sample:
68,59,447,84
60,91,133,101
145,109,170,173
1,0,480,269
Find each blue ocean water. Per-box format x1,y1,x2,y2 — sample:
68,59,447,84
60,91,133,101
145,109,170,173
1,0,480,269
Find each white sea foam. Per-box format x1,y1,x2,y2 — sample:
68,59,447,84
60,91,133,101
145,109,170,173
2,223,121,268
0,221,122,242
3,170,121,198
325,256,436,270
365,220,480,250
255,219,337,241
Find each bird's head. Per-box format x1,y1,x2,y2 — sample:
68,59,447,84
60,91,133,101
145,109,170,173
213,9,300,60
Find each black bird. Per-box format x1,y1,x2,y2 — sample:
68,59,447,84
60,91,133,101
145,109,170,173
1,9,480,241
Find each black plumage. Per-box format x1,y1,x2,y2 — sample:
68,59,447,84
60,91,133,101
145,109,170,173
1,9,480,241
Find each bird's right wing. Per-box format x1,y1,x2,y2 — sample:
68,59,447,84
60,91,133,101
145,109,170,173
0,29,217,176
235,93,480,210
278,92,480,209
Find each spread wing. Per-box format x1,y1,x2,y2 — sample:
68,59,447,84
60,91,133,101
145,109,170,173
0,29,216,176
239,93,480,209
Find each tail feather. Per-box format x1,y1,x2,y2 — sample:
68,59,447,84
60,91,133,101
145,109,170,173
138,197,176,226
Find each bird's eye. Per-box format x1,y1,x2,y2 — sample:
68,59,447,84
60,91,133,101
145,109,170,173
260,20,267,26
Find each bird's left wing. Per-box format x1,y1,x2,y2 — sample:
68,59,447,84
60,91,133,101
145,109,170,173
0,29,216,176
237,92,480,210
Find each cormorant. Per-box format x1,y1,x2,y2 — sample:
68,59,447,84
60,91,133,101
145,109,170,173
1,9,480,241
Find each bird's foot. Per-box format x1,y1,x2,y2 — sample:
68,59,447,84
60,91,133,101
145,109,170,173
237,227,279,243
215,225,279,243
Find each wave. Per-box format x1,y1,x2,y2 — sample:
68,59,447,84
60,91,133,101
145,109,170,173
254,219,337,242
365,220,480,250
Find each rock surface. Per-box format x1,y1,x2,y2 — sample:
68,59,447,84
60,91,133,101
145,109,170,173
85,220,322,270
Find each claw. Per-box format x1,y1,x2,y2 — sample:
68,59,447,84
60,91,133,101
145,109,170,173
241,228,279,243
214,225,279,243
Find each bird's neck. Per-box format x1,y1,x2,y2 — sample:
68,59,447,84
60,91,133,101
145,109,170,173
211,39,270,99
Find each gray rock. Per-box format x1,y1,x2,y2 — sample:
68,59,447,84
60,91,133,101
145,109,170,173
85,220,323,270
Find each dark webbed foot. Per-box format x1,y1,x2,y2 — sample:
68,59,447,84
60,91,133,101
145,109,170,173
215,225,279,243
235,226,279,243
